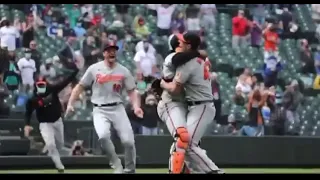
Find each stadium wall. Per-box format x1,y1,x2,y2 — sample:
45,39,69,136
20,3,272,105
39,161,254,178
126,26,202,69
1,135,320,169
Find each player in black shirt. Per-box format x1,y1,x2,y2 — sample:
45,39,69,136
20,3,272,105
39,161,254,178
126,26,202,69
24,65,79,173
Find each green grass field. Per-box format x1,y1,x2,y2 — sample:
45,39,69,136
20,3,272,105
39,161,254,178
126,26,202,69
0,168,320,174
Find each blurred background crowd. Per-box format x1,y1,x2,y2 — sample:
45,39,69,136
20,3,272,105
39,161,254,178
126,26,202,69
0,4,320,143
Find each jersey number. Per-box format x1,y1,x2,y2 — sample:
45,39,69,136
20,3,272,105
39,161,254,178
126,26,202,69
113,84,122,93
197,58,210,80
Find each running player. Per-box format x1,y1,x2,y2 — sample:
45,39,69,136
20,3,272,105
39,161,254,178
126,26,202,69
66,42,143,174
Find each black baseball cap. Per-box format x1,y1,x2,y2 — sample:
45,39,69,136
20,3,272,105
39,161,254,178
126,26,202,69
68,29,77,37
103,41,119,51
176,32,201,50
169,35,179,51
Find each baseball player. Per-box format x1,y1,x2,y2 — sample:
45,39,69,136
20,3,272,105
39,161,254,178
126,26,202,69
160,32,222,174
157,34,206,174
67,42,143,174
24,64,79,173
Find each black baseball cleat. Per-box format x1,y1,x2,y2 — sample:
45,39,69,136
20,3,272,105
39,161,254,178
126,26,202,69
57,169,65,173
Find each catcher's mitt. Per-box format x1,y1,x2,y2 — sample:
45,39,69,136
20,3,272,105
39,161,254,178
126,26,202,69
150,78,163,100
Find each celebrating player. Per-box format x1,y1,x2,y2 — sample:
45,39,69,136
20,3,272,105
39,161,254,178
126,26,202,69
24,64,79,173
67,42,143,174
160,32,222,174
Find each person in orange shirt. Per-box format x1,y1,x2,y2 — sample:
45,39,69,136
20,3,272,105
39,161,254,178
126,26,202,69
263,23,280,61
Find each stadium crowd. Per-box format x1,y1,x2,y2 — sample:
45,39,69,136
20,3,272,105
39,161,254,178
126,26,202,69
0,4,319,141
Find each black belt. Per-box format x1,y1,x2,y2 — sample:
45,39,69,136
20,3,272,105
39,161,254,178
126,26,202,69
93,102,122,107
186,100,213,106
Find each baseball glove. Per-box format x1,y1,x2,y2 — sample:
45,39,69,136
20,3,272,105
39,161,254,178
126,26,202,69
150,78,163,99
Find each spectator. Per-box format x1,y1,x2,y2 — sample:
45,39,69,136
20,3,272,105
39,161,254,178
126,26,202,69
313,47,320,89
251,4,266,26
186,5,201,34
200,4,217,30
70,140,88,156
146,4,158,16
250,21,263,49
58,29,78,68
263,23,280,60
0,43,9,82
211,72,221,121
125,103,142,134
170,11,186,33
233,86,246,106
21,14,35,49
4,55,20,91
39,58,57,84
0,19,20,52
110,15,125,29
134,17,150,39
29,40,42,73
263,55,282,88
199,32,207,50
135,38,156,54
300,39,315,74
141,93,160,135
0,78,9,117
82,36,100,69
13,17,22,33
136,72,148,94
238,89,268,136
278,7,293,35
99,31,109,52
42,4,53,25
81,4,94,22
232,10,249,49
156,4,177,37
68,4,81,28
134,41,158,78
266,87,286,135
282,80,303,125
63,19,73,35
17,49,36,92
236,74,252,95
46,19,59,38
311,4,320,24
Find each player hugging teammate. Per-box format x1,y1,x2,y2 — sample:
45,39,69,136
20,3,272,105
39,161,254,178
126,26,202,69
153,32,223,174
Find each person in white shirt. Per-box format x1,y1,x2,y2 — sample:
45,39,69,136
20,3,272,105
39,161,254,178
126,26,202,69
0,20,20,52
40,58,57,84
200,4,217,30
134,41,158,78
135,38,156,54
156,4,177,37
17,49,36,91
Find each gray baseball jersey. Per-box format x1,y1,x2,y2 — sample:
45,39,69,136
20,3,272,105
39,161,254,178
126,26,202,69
161,52,185,102
174,57,220,173
79,61,136,104
80,61,137,172
175,58,213,102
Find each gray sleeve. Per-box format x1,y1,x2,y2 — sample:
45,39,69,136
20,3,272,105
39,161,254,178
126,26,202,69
123,69,136,91
79,66,94,87
175,64,192,84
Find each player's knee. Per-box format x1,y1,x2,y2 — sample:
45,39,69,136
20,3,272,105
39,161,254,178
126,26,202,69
175,127,190,150
121,138,135,148
46,143,56,151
